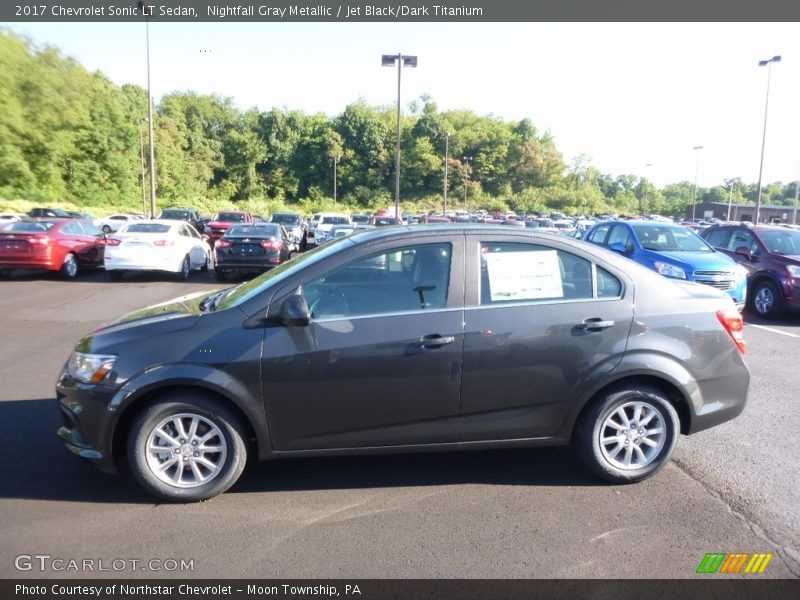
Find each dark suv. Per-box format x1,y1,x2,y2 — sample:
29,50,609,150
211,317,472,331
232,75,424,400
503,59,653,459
700,224,800,318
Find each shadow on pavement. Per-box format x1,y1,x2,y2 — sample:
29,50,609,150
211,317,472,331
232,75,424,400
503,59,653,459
0,397,601,503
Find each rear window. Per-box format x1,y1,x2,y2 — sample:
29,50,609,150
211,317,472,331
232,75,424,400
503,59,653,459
5,221,56,232
322,216,350,225
227,224,279,237
124,224,172,234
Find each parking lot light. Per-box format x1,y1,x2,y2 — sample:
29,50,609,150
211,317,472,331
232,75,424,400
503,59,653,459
382,53,417,220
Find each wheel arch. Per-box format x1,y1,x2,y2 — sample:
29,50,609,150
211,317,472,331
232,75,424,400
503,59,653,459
109,382,267,467
570,374,692,440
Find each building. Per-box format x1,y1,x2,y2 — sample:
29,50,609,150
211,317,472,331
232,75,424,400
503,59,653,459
687,201,799,224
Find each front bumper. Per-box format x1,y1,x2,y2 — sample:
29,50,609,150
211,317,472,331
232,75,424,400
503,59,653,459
56,370,120,471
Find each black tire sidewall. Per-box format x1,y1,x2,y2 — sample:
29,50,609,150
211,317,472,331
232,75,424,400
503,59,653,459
577,386,679,483
127,396,247,502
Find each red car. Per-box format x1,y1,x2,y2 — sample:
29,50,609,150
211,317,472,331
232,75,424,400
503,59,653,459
0,218,106,279
203,211,254,243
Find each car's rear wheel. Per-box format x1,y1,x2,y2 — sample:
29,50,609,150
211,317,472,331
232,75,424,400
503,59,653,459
108,270,125,282
0,269,11,279
59,253,78,279
127,394,248,502
177,255,190,280
750,279,782,319
576,385,679,483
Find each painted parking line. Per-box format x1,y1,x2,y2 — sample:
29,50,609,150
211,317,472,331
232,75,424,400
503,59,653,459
746,323,800,338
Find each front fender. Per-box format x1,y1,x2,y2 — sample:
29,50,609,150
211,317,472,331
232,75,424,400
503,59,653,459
105,363,273,461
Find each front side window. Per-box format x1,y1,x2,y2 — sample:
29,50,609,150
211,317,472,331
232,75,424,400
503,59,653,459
302,243,451,319
607,225,633,251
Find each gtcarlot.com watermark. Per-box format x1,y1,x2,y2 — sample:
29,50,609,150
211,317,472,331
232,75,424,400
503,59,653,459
14,554,194,573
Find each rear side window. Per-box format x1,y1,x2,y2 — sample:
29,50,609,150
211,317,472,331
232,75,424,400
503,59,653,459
479,242,621,304
704,228,731,248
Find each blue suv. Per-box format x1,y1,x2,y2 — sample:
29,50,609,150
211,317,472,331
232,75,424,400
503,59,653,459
584,220,748,310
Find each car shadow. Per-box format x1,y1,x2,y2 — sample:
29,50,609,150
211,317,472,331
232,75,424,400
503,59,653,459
231,446,602,495
1,397,601,503
0,269,221,285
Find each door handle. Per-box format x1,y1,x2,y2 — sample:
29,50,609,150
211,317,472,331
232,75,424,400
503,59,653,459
419,334,456,348
577,318,615,331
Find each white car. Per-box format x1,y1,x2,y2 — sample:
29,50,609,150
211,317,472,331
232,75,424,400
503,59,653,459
312,213,352,245
94,213,145,234
0,212,26,227
104,220,213,280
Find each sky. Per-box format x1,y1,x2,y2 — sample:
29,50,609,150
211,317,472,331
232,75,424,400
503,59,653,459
6,21,800,190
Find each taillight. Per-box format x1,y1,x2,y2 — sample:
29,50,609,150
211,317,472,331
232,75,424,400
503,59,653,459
216,239,231,249
716,309,746,354
153,239,174,247
106,238,121,246
260,239,282,250
27,236,51,245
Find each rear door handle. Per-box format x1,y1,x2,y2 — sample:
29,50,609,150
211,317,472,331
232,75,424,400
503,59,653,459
577,318,615,331
419,334,456,348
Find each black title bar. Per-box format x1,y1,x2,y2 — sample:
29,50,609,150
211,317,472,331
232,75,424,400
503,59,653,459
3,0,800,22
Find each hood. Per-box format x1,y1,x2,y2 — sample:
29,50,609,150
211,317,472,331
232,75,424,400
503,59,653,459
93,290,211,336
647,250,734,272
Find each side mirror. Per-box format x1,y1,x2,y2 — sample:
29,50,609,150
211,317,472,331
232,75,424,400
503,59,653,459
608,242,628,255
280,295,310,327
734,246,751,259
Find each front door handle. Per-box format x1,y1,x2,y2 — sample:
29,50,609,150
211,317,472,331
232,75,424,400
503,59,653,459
577,318,615,332
419,334,456,348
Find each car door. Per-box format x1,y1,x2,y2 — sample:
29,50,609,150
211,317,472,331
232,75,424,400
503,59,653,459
260,235,465,451
460,234,634,441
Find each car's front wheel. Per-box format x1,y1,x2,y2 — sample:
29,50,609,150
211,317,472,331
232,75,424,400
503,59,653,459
127,394,248,502
750,279,782,319
575,385,679,483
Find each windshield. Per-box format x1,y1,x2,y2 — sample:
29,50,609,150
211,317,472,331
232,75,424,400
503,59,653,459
632,225,712,252
321,216,350,225
161,210,190,219
759,229,800,255
216,212,246,222
270,214,300,225
215,236,354,312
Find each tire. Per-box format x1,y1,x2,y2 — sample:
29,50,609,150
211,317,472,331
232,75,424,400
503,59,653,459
127,393,248,502
177,255,190,280
750,279,782,319
59,253,79,279
0,269,11,279
214,268,228,282
102,225,112,234
575,385,679,483
108,270,125,282
200,251,212,273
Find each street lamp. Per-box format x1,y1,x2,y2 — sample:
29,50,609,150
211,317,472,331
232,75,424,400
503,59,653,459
443,133,449,216
691,146,703,222
727,179,736,222
793,165,799,226
462,156,473,212
333,155,340,204
642,163,653,218
138,117,148,215
138,0,157,218
755,55,781,225
382,53,417,220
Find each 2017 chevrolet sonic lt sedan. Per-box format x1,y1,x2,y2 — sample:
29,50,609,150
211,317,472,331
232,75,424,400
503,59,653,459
57,225,750,501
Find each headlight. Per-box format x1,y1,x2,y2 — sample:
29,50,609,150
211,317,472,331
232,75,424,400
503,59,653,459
654,261,686,279
67,352,116,384
787,265,800,278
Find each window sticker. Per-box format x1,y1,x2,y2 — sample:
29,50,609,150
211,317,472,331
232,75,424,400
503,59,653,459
484,250,564,301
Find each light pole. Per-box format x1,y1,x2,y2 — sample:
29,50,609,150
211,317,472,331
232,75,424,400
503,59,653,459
462,156,473,213
382,53,417,220
138,1,157,218
443,133,449,216
793,166,799,226
138,118,148,215
727,180,736,222
755,55,781,225
642,163,653,218
691,146,703,222
333,155,340,204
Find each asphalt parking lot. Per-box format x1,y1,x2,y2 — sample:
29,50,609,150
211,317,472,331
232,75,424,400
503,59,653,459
0,269,798,579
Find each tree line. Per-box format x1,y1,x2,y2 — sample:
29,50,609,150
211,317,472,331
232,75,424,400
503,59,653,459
2,29,798,217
